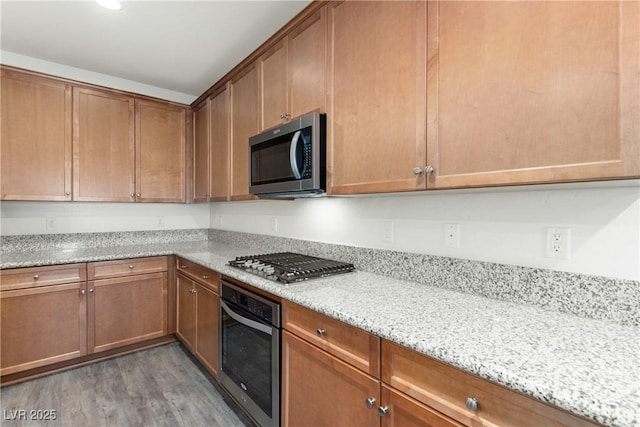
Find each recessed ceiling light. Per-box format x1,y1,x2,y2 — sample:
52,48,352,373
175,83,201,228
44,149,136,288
94,0,122,11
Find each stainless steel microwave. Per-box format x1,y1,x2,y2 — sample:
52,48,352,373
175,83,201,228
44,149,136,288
249,112,326,198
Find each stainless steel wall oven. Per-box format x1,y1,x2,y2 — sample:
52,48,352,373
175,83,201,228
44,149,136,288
219,280,280,427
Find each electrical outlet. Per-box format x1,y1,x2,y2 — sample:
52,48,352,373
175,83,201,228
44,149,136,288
546,227,571,259
157,216,164,228
46,217,56,231
216,215,224,228
383,221,395,243
444,223,460,248
270,217,278,233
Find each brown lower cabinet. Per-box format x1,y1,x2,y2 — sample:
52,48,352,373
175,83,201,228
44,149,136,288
0,257,170,381
175,257,220,377
281,301,461,427
282,330,381,427
282,301,598,427
0,281,87,376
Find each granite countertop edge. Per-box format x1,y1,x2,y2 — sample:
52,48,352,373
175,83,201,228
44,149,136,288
1,242,638,427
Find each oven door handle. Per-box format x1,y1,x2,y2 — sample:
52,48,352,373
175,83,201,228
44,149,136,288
220,300,273,336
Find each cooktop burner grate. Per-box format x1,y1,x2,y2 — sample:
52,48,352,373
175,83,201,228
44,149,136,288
229,252,355,283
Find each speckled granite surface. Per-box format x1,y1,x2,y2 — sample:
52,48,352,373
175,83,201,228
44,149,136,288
209,230,640,327
1,230,639,426
1,229,209,252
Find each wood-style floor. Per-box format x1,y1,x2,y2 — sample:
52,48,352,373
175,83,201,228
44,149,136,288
0,343,255,427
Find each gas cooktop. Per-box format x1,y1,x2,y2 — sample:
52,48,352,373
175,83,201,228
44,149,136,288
229,252,355,283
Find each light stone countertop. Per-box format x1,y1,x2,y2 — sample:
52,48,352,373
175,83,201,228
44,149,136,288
1,241,638,427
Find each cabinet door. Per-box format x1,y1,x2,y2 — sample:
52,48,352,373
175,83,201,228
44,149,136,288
88,272,167,353
282,331,380,427
176,274,195,352
426,1,640,189
194,282,219,377
380,385,463,427
193,99,210,202
0,282,87,376
289,6,327,120
328,1,427,195
230,64,260,201
210,85,230,201
135,99,186,202
73,87,135,201
1,69,72,201
261,39,288,130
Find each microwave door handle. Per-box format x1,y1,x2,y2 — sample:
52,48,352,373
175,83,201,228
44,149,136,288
220,300,273,336
289,130,303,179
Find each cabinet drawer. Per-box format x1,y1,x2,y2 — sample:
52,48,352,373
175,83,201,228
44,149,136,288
88,256,167,280
283,301,380,377
176,257,219,292
0,263,86,291
381,340,597,427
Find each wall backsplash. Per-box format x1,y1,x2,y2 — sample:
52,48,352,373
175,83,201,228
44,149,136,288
0,202,210,236
210,181,640,281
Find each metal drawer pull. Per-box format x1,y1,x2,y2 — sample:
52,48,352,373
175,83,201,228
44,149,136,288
33,274,40,280
80,289,86,295
378,406,388,417
365,397,376,409
203,275,208,279
89,288,94,293
181,265,187,269
316,328,326,336
465,397,478,412
129,264,134,269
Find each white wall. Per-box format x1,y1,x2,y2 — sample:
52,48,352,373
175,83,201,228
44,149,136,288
0,202,210,235
210,181,640,281
0,51,194,104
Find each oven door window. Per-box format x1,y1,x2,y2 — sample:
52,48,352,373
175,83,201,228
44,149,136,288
220,299,274,417
251,126,312,186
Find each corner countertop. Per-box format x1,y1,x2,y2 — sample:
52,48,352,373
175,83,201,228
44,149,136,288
2,241,638,427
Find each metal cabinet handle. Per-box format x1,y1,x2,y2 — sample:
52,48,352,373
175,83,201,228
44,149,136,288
129,264,134,269
65,191,71,196
33,274,40,280
89,288,94,293
378,406,389,417
316,328,326,337
365,397,376,409
136,193,141,198
203,275,208,279
413,166,435,176
180,265,187,269
465,397,478,412
131,193,135,198
80,289,86,295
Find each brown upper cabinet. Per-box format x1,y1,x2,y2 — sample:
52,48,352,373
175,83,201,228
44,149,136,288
327,1,428,195
192,85,231,203
1,69,72,201
2,67,188,203
74,92,186,203
209,84,231,201
192,99,210,202
260,6,327,130
426,1,640,189
73,87,136,202
326,0,639,195
135,99,187,202
230,63,260,201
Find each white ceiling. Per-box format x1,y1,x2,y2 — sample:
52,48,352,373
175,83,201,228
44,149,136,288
0,0,312,102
